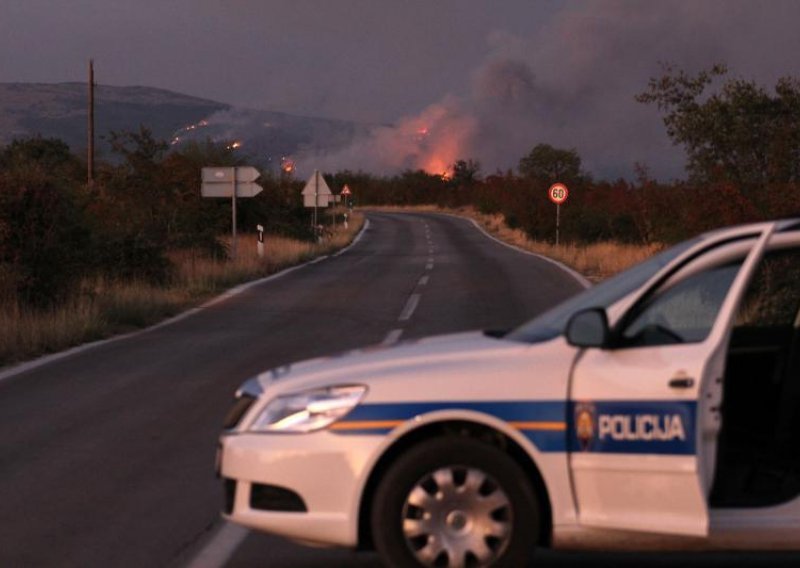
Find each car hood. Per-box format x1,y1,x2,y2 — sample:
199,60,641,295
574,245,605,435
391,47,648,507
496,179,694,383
249,330,572,402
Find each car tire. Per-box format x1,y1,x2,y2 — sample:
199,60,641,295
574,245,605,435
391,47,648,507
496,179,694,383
371,436,540,568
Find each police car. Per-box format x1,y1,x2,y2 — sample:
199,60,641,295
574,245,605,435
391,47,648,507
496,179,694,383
218,218,800,567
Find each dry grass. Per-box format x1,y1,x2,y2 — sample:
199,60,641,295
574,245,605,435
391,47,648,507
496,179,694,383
0,298,103,362
369,205,660,282
0,212,364,367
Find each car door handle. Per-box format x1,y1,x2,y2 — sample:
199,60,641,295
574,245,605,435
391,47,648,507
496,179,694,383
668,377,695,389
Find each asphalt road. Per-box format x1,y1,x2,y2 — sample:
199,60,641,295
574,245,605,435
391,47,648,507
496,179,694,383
0,212,580,567
1,212,797,567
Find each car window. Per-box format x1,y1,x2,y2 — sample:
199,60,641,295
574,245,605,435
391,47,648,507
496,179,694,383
506,237,700,343
735,248,800,329
620,262,743,347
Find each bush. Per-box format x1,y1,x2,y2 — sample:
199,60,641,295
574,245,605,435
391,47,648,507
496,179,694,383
0,178,90,308
92,233,173,285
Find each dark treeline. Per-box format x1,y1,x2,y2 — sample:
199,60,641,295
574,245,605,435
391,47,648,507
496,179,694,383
335,158,798,245
2,64,800,311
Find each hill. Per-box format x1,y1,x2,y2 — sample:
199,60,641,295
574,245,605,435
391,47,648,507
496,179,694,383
0,83,363,167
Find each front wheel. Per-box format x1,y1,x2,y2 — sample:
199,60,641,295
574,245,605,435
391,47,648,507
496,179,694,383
371,436,540,568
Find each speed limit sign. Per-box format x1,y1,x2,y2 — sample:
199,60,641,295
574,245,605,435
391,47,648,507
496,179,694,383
548,183,569,205
548,183,568,245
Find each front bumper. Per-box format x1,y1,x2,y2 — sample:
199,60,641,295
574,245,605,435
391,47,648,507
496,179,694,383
219,430,384,547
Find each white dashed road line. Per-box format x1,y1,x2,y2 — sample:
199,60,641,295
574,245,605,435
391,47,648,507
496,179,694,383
398,293,421,322
382,220,434,345
381,328,404,346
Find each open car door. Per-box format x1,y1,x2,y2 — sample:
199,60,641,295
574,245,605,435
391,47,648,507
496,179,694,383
568,226,774,536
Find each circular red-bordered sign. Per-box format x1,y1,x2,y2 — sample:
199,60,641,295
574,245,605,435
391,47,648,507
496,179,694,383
548,183,569,205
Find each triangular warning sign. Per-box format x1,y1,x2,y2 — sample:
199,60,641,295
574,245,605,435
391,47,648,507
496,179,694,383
301,170,333,196
341,184,352,196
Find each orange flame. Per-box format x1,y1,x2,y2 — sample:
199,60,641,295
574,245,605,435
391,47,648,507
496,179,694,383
281,157,295,173
410,111,471,177
422,155,452,178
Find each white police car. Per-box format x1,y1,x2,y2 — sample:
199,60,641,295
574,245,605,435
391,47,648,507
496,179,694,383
218,218,800,567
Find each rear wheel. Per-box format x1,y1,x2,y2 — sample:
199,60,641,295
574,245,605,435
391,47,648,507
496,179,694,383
371,437,540,567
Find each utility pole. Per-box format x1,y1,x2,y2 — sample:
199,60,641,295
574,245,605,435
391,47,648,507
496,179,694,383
87,59,95,188
231,168,238,260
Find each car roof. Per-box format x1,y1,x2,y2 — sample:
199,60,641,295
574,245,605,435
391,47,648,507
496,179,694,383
699,217,800,242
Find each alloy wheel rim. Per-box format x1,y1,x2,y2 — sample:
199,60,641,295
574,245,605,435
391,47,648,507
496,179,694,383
400,466,512,568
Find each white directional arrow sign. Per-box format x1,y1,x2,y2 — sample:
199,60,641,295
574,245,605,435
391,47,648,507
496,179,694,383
235,166,260,183
202,167,235,183
233,181,263,197
201,167,262,197
201,166,260,184
201,181,263,198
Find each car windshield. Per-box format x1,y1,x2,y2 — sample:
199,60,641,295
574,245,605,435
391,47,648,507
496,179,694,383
506,237,701,344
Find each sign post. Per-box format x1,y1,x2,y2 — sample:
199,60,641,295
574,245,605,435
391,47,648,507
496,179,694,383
201,167,263,259
341,184,352,209
314,171,319,227
548,183,569,246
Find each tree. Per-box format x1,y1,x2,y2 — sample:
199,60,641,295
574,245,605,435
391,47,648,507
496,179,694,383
450,159,482,187
518,144,583,183
0,137,83,188
102,127,175,239
107,126,169,176
0,177,90,307
637,63,800,188
0,137,90,306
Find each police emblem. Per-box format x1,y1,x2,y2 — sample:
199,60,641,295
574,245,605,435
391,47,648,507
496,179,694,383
574,402,596,451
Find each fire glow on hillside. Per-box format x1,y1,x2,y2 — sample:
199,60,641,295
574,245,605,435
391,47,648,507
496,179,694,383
295,96,477,178
171,119,210,145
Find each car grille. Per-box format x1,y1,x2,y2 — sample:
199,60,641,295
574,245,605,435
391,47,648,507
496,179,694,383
250,483,307,512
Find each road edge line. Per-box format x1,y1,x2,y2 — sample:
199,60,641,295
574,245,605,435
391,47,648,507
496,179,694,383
0,219,371,384
464,216,591,288
396,210,591,289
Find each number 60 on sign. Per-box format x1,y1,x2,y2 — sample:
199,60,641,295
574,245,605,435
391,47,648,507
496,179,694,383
548,183,569,205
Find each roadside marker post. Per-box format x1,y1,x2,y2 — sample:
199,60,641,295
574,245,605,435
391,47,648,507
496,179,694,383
548,183,569,246
256,224,265,258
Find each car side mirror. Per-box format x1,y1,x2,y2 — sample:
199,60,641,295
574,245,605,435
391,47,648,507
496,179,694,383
566,308,610,348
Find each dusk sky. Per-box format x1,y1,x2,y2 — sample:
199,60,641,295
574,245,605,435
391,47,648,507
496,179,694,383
2,0,800,179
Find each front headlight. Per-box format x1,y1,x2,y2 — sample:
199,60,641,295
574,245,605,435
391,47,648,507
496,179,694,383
249,385,367,433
